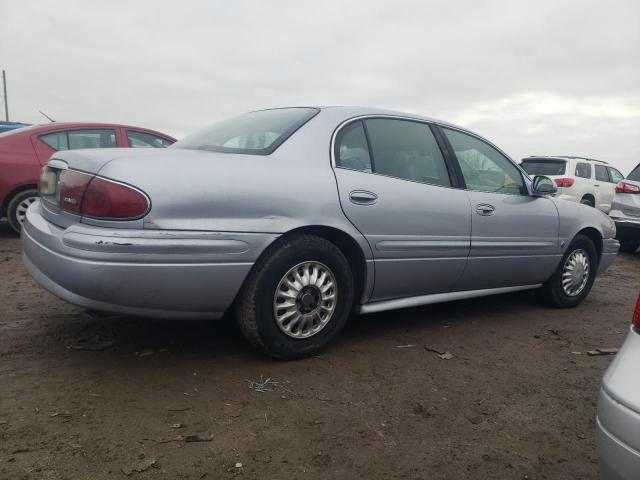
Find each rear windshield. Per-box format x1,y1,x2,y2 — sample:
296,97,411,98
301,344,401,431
628,164,640,181
172,108,319,155
520,159,566,176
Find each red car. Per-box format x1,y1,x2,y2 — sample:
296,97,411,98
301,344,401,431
0,122,175,232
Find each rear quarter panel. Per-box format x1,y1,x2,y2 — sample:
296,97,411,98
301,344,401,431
0,132,40,209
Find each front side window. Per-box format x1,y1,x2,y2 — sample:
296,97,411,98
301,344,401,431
40,129,116,151
335,121,372,172
575,162,592,179
443,128,524,195
607,167,624,184
127,130,173,148
595,164,610,182
363,119,451,187
172,108,319,155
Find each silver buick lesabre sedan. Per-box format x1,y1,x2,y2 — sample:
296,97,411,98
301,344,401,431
21,107,619,359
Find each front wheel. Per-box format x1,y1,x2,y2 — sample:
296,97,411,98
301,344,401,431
539,234,597,308
7,189,39,234
235,234,354,360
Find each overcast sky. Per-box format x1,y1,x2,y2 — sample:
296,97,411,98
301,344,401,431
2,0,639,172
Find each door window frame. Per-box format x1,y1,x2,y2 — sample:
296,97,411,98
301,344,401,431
38,128,118,151
433,124,530,196
331,115,464,189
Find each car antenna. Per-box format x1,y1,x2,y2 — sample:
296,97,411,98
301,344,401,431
38,110,56,122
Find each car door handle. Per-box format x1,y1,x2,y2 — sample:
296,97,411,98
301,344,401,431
349,190,378,205
475,204,495,216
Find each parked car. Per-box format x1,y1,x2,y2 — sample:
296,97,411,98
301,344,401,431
0,121,30,133
21,107,619,359
596,291,640,479
610,163,640,253
0,122,176,233
520,156,624,213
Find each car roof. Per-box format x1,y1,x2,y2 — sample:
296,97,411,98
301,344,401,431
0,122,176,141
522,155,608,165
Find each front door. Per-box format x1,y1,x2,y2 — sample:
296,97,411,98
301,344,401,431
439,126,561,291
332,118,471,302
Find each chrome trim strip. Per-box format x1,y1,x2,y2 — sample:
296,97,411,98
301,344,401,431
358,284,542,314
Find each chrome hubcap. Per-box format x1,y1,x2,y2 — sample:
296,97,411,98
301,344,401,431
16,196,37,224
561,249,590,296
273,261,337,339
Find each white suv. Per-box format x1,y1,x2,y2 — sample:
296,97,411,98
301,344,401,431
520,156,624,213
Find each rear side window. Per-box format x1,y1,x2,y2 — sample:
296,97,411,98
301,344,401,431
40,129,116,151
520,159,566,176
575,162,592,179
445,128,524,195
172,108,319,155
127,130,173,148
335,121,372,172
364,119,451,187
627,164,640,181
40,132,68,150
607,167,624,184
595,164,610,182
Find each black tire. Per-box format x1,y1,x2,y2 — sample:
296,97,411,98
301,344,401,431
580,196,595,208
235,234,354,360
539,234,598,308
7,189,38,234
619,241,639,253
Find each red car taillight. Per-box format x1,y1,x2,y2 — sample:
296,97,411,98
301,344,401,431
633,293,640,330
615,181,640,194
58,170,149,219
554,178,575,188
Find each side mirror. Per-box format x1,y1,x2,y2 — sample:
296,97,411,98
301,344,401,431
532,175,558,195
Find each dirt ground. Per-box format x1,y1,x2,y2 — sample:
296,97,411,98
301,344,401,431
1,221,639,480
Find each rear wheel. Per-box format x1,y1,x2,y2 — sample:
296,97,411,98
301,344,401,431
619,241,639,253
7,189,38,233
539,234,597,308
235,234,354,360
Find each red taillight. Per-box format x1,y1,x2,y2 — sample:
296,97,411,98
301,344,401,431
554,178,575,188
82,177,149,219
58,170,92,213
615,181,640,194
633,293,640,330
58,170,149,219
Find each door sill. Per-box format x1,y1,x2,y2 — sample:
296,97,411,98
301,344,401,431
358,284,542,314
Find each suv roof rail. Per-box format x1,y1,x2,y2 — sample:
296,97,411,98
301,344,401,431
523,155,608,165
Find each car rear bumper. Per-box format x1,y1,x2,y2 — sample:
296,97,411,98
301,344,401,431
614,218,640,242
596,330,640,479
21,201,279,319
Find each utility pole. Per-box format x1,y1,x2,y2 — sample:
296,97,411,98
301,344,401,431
2,70,8,122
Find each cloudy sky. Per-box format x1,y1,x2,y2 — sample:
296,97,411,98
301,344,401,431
2,0,639,172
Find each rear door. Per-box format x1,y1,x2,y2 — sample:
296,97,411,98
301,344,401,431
332,117,471,302
594,164,614,212
439,126,560,291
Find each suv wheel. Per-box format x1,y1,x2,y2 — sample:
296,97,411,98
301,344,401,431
539,234,597,308
236,234,354,360
7,189,38,234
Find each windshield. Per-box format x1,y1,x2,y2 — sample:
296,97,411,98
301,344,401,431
172,108,319,155
521,159,566,176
